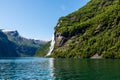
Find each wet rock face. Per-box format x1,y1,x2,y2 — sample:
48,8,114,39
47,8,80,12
55,32,67,47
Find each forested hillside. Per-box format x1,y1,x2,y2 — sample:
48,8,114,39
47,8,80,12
52,0,120,58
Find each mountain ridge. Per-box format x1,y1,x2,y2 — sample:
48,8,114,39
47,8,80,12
3,30,47,57
0,29,47,57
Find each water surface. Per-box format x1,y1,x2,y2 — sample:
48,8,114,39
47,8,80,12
0,58,120,80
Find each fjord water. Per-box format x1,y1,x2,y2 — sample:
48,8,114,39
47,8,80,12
0,58,120,80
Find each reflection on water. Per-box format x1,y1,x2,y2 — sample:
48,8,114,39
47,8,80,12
0,58,120,80
53,59,120,80
0,58,54,80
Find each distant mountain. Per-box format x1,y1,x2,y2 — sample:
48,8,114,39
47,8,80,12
51,0,120,58
0,30,18,57
0,30,47,57
3,30,46,47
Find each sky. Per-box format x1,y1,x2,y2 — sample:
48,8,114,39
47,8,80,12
0,0,89,40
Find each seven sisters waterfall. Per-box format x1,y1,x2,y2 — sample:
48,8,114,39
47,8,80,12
46,34,55,56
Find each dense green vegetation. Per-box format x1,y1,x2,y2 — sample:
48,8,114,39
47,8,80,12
35,41,50,57
52,0,120,58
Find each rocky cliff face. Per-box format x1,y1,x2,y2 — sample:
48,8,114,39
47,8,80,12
54,32,68,47
52,0,120,58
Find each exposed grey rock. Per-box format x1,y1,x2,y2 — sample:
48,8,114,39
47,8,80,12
55,32,67,47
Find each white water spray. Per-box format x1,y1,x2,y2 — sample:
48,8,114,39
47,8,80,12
46,33,55,56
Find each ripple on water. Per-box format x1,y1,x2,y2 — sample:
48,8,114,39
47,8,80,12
0,58,54,80
1,58,120,80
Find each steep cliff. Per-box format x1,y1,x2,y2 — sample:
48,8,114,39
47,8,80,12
52,0,120,58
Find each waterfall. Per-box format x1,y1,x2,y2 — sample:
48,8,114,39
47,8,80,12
46,33,55,56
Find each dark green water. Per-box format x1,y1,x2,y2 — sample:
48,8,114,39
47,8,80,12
0,58,120,80
54,59,120,80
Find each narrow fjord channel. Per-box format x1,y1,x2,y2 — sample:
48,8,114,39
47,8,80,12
0,58,120,80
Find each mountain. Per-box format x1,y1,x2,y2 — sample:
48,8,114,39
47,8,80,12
2,30,47,57
35,41,51,57
52,0,120,58
0,30,18,57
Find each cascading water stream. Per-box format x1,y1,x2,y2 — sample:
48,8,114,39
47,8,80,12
46,33,55,56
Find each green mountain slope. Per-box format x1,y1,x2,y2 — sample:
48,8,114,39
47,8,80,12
35,41,50,57
52,0,120,58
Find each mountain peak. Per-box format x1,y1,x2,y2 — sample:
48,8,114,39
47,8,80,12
2,30,19,37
